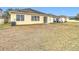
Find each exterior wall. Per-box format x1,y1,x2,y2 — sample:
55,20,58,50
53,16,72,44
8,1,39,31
10,13,44,25
0,19,4,24
47,17,54,23
47,17,50,23
10,13,16,22
10,13,70,25
49,17,54,23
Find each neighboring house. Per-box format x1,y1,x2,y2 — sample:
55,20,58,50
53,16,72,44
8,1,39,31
0,9,4,24
54,16,68,23
9,8,68,25
0,17,4,24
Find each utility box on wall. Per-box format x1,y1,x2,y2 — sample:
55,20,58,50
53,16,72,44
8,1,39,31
11,21,16,26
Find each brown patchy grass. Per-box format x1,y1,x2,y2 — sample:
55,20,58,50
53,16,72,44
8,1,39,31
0,23,11,30
0,23,79,51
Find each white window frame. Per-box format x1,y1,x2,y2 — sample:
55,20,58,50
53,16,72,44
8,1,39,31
16,14,24,21
31,16,40,21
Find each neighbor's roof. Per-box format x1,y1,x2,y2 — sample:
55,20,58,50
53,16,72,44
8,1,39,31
46,14,57,17
58,15,68,18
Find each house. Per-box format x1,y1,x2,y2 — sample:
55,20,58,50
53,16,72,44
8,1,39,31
0,18,4,24
53,16,68,23
0,9,4,24
9,8,68,25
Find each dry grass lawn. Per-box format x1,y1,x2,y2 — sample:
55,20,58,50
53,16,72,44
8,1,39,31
0,23,79,51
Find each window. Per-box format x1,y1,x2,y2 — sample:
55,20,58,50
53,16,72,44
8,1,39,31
21,15,24,21
31,16,39,21
16,15,24,21
16,15,20,21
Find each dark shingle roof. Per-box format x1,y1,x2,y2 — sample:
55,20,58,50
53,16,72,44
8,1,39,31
46,14,57,17
58,15,68,18
15,8,47,14
10,8,68,17
10,8,56,17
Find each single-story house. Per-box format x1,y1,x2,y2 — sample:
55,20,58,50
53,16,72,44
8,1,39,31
0,16,4,24
0,9,4,24
53,16,69,23
9,8,69,25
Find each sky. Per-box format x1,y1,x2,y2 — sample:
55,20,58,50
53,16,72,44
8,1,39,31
1,7,79,16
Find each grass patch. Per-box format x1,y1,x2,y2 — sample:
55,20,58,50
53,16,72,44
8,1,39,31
0,23,11,30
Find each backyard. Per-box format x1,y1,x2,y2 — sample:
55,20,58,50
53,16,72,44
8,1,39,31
0,23,79,51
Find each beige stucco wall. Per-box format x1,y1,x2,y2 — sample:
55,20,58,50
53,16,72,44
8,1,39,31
10,13,45,25
50,18,54,23
10,13,71,25
47,17,54,23
47,17,51,23
10,13,16,22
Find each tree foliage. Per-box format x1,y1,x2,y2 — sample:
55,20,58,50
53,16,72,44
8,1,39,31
3,8,14,23
75,14,79,20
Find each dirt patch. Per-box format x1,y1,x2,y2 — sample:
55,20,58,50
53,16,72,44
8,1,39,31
0,24,79,51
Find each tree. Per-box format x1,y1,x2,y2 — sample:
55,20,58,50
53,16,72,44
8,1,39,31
75,14,79,20
3,8,14,23
3,10,9,19
0,8,3,17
